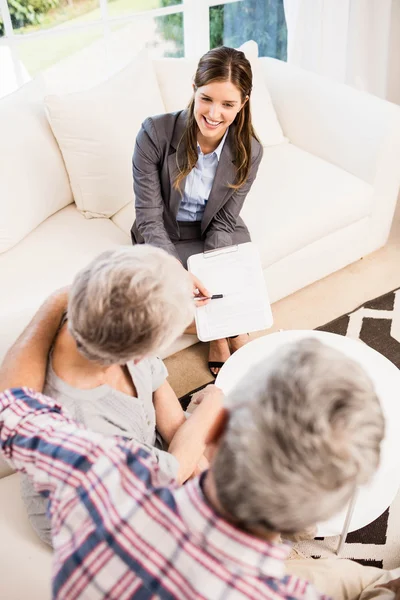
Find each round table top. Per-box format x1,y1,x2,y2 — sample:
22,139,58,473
216,330,400,536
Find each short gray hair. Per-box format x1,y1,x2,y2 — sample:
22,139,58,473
213,338,384,534
68,245,194,364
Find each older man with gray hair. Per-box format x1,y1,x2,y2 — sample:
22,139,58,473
0,255,400,598
210,338,384,535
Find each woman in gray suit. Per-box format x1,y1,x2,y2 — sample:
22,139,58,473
131,46,263,376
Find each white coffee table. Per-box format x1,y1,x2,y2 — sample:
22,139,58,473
216,330,400,552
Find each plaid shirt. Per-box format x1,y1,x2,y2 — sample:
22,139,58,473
0,388,329,600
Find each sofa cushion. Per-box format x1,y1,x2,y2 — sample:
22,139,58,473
111,201,135,235
153,42,285,148
0,473,52,600
240,144,375,266
0,204,130,365
0,77,73,254
45,55,165,219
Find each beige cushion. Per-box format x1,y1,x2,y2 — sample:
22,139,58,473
153,41,285,148
153,58,195,113
45,55,165,219
0,77,73,254
237,40,286,147
0,473,52,600
240,143,374,267
247,56,287,147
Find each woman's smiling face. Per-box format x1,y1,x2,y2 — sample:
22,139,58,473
193,80,246,147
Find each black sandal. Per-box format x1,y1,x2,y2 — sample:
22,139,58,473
208,336,240,376
208,361,225,378
208,338,232,378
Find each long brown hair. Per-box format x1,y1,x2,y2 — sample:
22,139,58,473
174,46,259,191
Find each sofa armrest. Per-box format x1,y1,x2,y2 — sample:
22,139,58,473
260,57,400,245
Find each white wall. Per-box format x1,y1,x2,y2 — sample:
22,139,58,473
388,0,400,105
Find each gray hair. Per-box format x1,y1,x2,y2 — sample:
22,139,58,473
68,245,194,365
213,338,384,534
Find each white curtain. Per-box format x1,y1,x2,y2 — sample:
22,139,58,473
283,0,393,99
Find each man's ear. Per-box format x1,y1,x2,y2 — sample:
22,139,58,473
205,407,229,446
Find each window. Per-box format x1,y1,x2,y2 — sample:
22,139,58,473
210,0,287,60
0,0,287,98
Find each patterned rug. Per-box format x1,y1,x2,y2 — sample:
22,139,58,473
297,287,400,570
179,287,400,569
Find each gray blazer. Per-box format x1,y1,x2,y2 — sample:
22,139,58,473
131,110,263,260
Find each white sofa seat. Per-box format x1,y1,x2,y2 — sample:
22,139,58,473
241,144,374,267
0,473,52,600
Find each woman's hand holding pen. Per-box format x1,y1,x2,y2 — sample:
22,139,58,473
190,273,211,307
173,258,210,308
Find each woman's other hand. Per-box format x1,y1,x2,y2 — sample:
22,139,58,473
190,384,224,408
376,577,400,598
190,455,210,479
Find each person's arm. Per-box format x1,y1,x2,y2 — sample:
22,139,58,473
204,144,263,251
0,289,68,392
372,577,400,599
168,385,224,484
133,119,180,260
153,380,187,444
0,387,164,525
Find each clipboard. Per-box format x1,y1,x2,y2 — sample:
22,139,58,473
187,242,273,342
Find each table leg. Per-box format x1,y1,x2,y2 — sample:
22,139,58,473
336,488,359,555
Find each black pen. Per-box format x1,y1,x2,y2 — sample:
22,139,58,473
195,294,224,301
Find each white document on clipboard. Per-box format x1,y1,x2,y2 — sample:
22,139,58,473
187,242,273,342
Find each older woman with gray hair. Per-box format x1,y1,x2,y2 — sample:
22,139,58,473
20,244,217,547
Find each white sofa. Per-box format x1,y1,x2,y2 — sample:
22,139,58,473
1,49,400,599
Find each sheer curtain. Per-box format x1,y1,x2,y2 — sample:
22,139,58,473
283,0,393,99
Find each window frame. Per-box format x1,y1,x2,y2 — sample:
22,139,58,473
0,0,243,90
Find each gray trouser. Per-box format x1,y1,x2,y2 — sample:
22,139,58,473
175,221,250,268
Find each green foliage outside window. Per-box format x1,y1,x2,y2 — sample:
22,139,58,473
0,0,59,35
211,0,287,60
156,0,184,57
